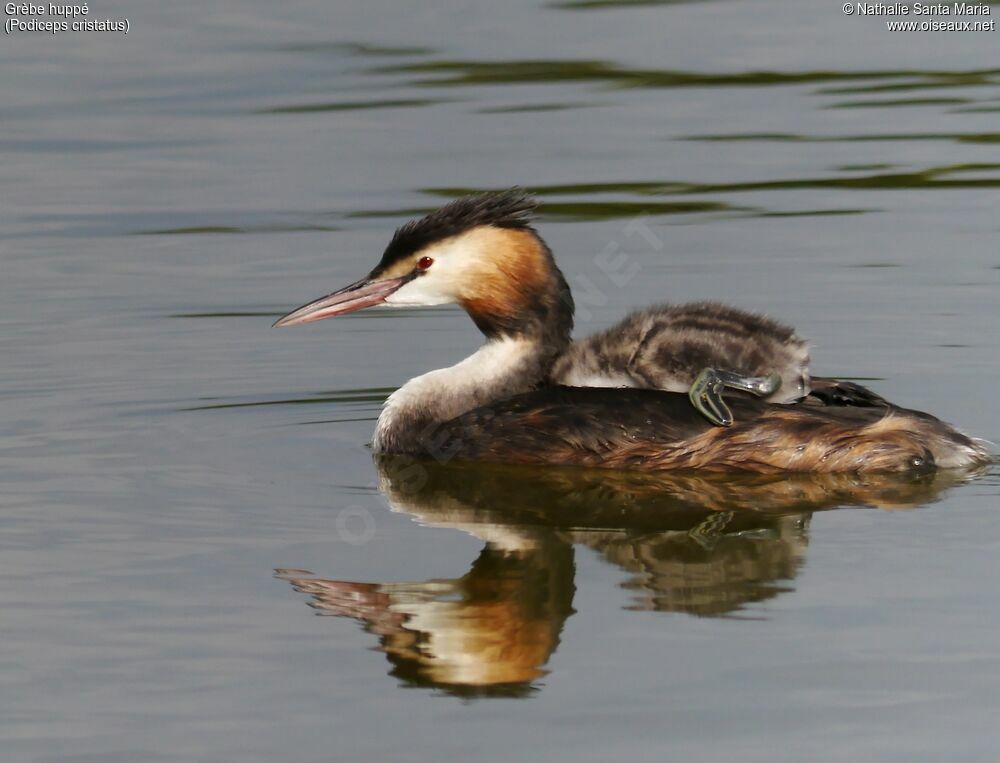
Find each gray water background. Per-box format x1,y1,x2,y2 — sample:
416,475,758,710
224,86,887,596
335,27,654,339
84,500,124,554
2,0,1000,760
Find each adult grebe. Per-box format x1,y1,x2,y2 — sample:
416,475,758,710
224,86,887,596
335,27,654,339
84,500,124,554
274,190,989,474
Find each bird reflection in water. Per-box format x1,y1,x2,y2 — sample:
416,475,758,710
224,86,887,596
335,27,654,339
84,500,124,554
278,457,981,697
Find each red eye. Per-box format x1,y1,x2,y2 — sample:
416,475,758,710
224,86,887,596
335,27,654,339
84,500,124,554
417,256,434,270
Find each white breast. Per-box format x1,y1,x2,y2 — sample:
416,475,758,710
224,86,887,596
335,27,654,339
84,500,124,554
373,336,536,452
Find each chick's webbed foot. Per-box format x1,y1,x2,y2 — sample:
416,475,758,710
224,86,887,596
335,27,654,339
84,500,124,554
689,369,781,427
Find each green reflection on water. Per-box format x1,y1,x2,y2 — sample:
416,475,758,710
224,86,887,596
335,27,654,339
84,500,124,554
537,200,736,219
184,387,394,412
344,161,998,223
757,209,873,218
140,224,341,235
828,97,972,109
684,132,1000,144
272,42,438,57
375,59,1000,91
350,201,872,222
259,98,451,114
476,102,595,113
836,164,896,172
426,164,1000,199
170,311,280,318
816,69,998,94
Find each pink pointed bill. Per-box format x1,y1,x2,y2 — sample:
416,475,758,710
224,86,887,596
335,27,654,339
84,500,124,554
273,276,408,327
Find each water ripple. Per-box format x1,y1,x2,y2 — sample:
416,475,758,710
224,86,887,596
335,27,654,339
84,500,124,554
375,59,1000,91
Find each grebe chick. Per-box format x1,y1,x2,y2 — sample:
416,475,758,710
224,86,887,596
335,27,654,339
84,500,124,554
550,302,810,426
274,190,990,474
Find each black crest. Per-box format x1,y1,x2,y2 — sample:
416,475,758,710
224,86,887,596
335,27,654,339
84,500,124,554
375,189,537,270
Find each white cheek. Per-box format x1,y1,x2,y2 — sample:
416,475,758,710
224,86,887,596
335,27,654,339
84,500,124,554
382,234,479,307
384,272,455,307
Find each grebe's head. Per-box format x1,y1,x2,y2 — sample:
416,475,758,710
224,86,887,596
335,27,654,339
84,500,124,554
274,190,573,344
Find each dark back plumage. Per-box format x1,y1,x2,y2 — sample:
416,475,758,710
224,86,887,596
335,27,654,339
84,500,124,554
396,383,988,474
375,189,537,271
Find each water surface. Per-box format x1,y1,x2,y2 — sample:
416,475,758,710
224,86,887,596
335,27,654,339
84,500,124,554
1,0,999,761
